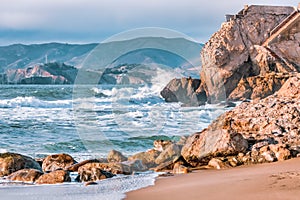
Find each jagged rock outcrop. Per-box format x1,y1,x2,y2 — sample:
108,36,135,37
181,73,300,167
200,5,300,102
160,77,207,106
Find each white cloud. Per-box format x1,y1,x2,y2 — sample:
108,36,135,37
0,0,298,44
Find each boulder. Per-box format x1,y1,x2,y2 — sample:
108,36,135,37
7,169,43,183
0,152,42,177
181,126,248,167
77,162,131,175
128,149,160,168
36,170,71,184
160,77,207,106
107,150,127,163
208,158,231,169
269,144,291,161
172,163,190,174
155,144,182,165
77,166,115,182
42,153,76,172
121,159,148,172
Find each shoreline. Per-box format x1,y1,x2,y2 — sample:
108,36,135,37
126,157,300,200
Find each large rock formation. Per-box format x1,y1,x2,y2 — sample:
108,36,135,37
200,5,300,102
162,5,300,105
181,74,300,167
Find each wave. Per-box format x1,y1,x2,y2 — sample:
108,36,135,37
0,96,72,108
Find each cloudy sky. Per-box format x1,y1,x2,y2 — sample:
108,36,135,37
0,0,298,45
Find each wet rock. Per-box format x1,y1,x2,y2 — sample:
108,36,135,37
77,165,115,182
0,152,42,177
7,169,43,183
36,170,71,184
160,77,207,106
42,153,76,172
77,162,131,175
107,150,127,163
128,149,160,168
66,159,102,172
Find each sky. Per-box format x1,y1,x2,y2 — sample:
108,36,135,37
0,0,299,45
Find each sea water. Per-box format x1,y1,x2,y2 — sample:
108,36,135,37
0,84,230,199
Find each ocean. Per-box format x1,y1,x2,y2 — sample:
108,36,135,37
0,83,230,199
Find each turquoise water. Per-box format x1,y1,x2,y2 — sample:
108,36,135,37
0,84,228,160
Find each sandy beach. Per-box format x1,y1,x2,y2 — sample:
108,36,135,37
126,158,300,200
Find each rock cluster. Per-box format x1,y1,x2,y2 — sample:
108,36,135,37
1,74,299,183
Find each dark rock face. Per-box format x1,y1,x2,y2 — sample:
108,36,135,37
7,169,43,183
0,152,42,177
36,170,71,184
42,153,76,172
160,77,207,106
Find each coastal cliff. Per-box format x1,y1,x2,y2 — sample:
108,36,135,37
162,5,300,104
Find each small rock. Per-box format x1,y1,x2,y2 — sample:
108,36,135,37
173,163,190,174
84,181,98,186
261,151,276,162
208,158,230,170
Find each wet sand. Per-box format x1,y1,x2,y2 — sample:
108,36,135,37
126,158,300,200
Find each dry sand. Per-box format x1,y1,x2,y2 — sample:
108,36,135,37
126,158,300,200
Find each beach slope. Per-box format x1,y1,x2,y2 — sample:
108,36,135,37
126,158,300,200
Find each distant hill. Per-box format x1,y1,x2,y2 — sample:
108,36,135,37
0,38,203,84
0,43,97,72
